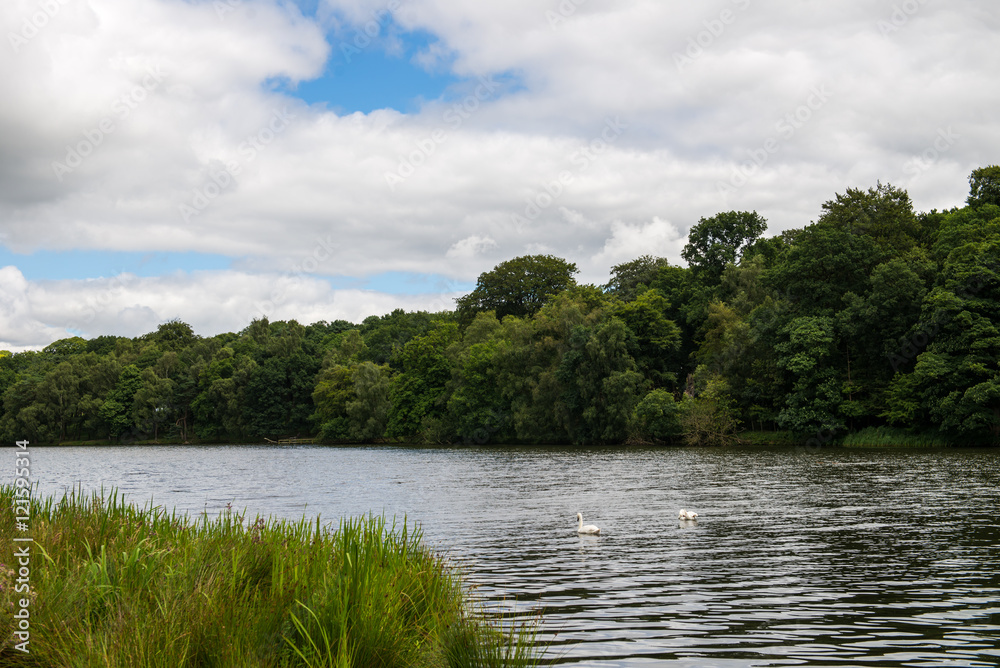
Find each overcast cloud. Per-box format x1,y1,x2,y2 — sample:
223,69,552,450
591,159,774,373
1,0,997,350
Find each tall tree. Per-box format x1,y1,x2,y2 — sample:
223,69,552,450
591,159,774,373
100,364,144,439
816,182,919,253
132,368,175,441
455,255,578,323
966,165,1000,209
556,318,646,443
604,255,673,302
346,362,392,441
612,290,682,388
681,211,768,283
386,324,460,440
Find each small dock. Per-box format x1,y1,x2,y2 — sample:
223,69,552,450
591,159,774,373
264,437,318,445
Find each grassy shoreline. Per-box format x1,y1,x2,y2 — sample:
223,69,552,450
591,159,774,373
0,487,538,667
20,430,992,448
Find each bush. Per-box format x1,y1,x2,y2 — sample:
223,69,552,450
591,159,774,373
630,389,683,442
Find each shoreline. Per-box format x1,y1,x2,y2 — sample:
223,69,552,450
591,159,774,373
20,429,996,449
0,486,539,665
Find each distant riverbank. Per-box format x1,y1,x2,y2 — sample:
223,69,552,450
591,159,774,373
29,425,991,448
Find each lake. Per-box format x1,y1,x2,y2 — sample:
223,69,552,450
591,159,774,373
20,444,1000,667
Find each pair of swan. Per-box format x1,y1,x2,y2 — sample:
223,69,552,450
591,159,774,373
576,509,701,534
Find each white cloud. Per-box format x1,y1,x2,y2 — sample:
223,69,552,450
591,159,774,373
446,234,498,259
590,218,686,277
0,267,464,351
2,0,998,347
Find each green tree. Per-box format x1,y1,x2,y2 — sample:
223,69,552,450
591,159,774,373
681,211,768,283
556,318,646,443
312,364,355,441
496,286,612,443
35,362,81,441
837,255,933,424
100,364,144,439
613,290,682,387
386,324,460,441
774,316,842,435
631,388,682,442
678,368,741,446
360,309,441,365
132,368,175,441
150,319,198,351
604,255,673,302
42,337,88,360
445,312,511,444
816,182,919,253
966,165,1000,209
455,255,578,323
884,223,1000,441
765,224,885,314
346,362,392,441
191,349,256,441
242,350,319,439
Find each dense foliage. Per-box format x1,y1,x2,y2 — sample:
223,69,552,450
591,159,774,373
2,169,998,445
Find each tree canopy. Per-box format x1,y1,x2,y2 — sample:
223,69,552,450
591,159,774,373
681,211,768,283
2,169,997,446
455,254,578,323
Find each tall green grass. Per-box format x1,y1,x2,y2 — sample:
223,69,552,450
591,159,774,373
0,487,539,667
839,426,955,447
736,430,800,446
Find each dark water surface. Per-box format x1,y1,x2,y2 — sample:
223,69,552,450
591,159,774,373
22,445,1000,666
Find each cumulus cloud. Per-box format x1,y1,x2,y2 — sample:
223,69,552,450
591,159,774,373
1,0,998,348
0,267,464,352
446,235,498,259
589,218,686,277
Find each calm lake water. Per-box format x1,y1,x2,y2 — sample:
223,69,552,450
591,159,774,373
19,444,1000,667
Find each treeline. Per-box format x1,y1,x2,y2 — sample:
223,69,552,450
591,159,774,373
2,167,998,446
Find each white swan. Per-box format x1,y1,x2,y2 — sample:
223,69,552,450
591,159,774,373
577,513,601,534
678,509,698,520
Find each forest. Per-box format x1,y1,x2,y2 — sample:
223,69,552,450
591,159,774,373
2,167,998,446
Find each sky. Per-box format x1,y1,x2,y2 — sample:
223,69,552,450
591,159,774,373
1,0,998,351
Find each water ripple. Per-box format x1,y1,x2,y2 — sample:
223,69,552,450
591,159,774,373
20,444,1000,667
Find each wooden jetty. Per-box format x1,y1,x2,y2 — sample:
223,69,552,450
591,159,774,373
264,437,318,445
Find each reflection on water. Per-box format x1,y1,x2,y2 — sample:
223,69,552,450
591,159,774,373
23,445,1000,667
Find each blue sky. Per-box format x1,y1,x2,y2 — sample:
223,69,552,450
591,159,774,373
0,247,472,295
2,10,465,288
275,27,460,115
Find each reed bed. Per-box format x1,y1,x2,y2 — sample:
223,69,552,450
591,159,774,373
0,486,538,667
839,426,957,447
